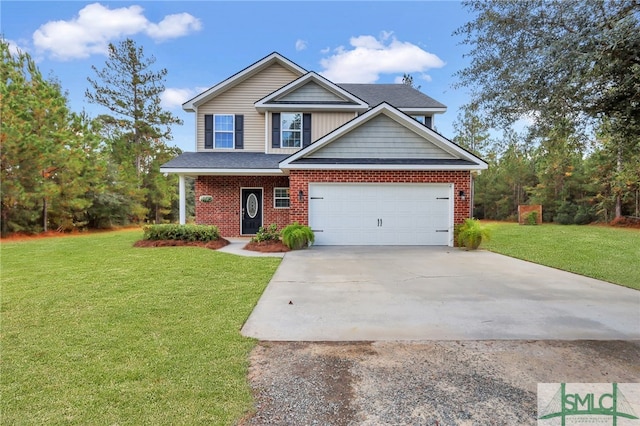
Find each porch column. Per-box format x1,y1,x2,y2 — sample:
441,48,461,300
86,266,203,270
179,174,186,225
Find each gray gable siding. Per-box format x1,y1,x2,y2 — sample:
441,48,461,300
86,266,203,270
277,81,347,102
307,114,456,160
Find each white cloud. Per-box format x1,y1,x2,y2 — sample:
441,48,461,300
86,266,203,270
161,88,196,109
320,46,330,54
319,32,445,83
295,39,307,51
161,86,209,109
32,3,202,60
4,39,26,56
146,13,202,41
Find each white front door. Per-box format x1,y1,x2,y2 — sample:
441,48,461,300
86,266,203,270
308,183,453,246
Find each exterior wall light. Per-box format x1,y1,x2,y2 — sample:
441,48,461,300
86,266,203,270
459,191,466,201
298,190,305,202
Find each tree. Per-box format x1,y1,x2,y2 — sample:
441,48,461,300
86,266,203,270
453,103,491,155
86,39,183,223
1,40,103,234
401,73,421,90
455,0,640,218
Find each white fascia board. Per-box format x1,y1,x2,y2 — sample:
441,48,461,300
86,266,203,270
255,104,369,113
280,102,487,169
280,163,488,171
182,53,307,112
255,72,369,111
160,168,285,176
399,107,448,114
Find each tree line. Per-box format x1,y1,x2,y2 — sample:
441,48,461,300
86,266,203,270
454,0,639,224
1,39,194,236
2,1,638,235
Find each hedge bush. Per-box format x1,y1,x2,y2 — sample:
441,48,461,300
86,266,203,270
142,224,220,242
281,223,314,250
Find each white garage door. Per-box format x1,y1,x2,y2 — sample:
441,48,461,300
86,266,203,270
309,183,453,246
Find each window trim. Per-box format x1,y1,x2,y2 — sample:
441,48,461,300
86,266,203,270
280,112,302,148
273,187,290,209
214,114,234,149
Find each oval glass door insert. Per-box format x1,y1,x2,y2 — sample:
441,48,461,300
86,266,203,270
246,193,258,218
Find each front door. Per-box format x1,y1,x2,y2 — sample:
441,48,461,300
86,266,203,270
241,188,262,235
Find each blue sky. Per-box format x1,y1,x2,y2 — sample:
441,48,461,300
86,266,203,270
2,1,476,152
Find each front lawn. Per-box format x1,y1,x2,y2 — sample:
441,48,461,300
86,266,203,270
482,222,640,290
1,230,280,425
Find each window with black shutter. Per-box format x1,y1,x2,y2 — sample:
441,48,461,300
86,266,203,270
204,114,213,149
234,114,244,149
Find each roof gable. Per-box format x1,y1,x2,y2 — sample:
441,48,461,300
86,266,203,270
183,52,306,112
255,72,369,112
306,114,455,160
280,103,487,171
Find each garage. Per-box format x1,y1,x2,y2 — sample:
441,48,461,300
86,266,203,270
308,183,453,246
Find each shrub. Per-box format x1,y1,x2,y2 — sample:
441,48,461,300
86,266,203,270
142,224,220,242
553,201,578,225
251,224,280,243
457,218,491,250
281,223,314,250
574,205,595,225
524,211,538,225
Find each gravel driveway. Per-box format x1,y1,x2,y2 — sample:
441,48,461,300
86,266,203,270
241,340,640,425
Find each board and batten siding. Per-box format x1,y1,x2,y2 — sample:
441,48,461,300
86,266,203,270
196,63,300,152
277,82,346,102
307,114,456,159
267,111,356,154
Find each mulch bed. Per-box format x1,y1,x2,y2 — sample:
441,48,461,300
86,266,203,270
244,240,291,253
133,238,230,250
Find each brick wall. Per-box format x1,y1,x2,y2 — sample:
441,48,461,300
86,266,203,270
195,175,290,236
195,170,473,237
288,170,472,225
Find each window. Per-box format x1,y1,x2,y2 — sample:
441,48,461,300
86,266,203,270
274,187,290,208
281,113,302,148
214,114,234,149
412,115,432,128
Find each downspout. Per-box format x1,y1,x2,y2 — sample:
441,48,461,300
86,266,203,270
470,171,475,218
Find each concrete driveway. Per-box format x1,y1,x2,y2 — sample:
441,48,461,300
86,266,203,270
241,246,640,341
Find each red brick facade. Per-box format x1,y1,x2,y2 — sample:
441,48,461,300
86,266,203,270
195,170,472,237
195,175,290,236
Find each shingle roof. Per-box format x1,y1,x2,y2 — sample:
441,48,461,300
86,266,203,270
161,152,289,169
338,84,447,109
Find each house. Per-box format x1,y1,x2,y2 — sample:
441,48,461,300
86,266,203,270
160,52,487,246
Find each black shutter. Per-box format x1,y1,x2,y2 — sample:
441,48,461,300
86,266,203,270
302,113,312,147
204,114,213,149
234,114,244,149
271,113,280,148
424,116,432,129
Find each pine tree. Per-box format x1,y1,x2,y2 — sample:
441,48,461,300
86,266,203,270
1,40,103,234
86,39,183,223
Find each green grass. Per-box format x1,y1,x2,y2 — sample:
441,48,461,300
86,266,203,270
482,222,640,290
1,230,281,425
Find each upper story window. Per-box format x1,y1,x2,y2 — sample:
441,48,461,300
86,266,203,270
271,112,310,149
411,115,432,128
204,114,243,150
214,114,234,149
281,113,302,148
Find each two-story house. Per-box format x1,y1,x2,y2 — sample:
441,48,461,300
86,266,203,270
160,52,487,246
